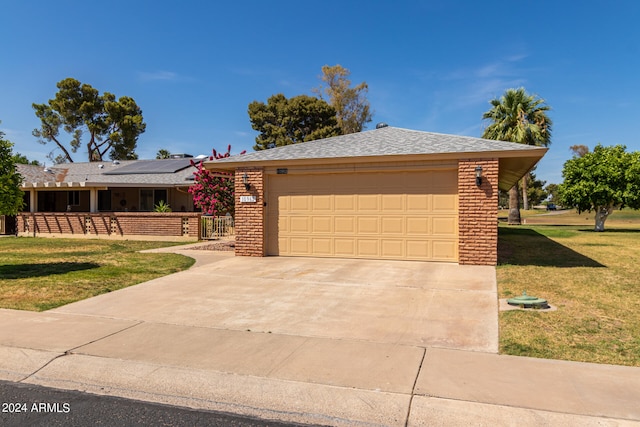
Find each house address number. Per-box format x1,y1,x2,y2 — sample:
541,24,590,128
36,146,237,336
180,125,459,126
240,195,257,203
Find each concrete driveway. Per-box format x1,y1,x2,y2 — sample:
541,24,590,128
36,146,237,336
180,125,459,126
51,254,499,352
3,251,640,425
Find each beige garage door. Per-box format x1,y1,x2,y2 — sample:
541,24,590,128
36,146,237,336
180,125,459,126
266,170,458,262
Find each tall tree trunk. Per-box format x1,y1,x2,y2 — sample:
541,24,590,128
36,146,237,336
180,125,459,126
522,173,529,210
508,185,521,225
594,204,613,232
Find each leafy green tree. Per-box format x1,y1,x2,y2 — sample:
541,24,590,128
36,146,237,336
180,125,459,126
482,87,552,222
248,94,340,151
526,171,547,207
12,153,40,165
314,64,373,134
156,149,171,159
498,173,547,209
33,78,146,163
559,144,640,231
0,127,25,215
545,183,559,203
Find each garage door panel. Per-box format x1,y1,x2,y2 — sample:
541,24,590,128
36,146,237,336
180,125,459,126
312,216,332,233
381,240,404,258
433,194,458,212
381,217,404,234
290,216,310,233
290,238,310,254
357,240,379,257
357,194,379,211
279,195,290,211
382,194,404,211
432,217,457,236
267,171,458,262
407,194,430,212
406,217,430,234
291,195,313,211
277,238,289,253
335,216,355,233
312,238,332,255
277,216,290,233
357,217,379,234
312,195,332,211
335,195,355,211
406,240,430,258
432,241,457,261
335,239,356,256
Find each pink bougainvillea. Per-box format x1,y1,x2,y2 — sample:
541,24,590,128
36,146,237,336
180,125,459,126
189,145,246,217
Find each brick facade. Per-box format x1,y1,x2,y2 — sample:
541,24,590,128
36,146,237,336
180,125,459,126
457,159,499,265
234,168,265,256
16,212,201,240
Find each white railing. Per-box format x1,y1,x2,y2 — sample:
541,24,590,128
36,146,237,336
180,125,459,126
201,216,235,239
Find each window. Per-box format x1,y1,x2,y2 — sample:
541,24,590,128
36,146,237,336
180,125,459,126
98,190,112,211
139,189,168,211
68,191,80,206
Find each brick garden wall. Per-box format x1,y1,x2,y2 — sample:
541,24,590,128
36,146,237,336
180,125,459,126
234,168,265,256
17,212,201,240
457,159,499,265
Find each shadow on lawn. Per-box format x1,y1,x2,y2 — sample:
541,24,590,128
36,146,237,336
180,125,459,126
498,228,605,267
577,228,640,233
0,262,100,279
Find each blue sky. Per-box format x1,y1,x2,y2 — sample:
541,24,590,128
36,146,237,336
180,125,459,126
1,1,638,185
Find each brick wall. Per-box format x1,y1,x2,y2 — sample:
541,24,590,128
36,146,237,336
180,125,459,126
234,168,265,256
17,213,86,235
458,159,499,265
17,212,201,240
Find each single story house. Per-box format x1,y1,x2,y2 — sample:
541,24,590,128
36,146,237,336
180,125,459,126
206,126,547,266
13,157,205,239
17,158,199,213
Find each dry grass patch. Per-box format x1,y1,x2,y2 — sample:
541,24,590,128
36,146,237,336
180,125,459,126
0,238,194,311
498,225,640,366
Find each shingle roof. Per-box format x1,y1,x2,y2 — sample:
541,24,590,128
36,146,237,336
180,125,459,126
205,126,547,191
17,159,197,189
209,126,545,165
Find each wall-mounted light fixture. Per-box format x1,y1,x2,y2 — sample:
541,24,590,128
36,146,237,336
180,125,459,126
475,165,483,186
242,172,251,191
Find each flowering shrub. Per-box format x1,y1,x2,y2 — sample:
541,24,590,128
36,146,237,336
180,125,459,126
189,145,246,217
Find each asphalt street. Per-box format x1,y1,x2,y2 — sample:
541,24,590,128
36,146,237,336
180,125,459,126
0,380,320,427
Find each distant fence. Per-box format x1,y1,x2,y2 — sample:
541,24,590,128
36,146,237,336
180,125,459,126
201,216,235,239
0,216,5,234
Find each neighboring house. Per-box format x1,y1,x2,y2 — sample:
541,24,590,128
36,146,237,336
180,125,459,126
17,158,198,213
206,126,547,266
14,158,204,240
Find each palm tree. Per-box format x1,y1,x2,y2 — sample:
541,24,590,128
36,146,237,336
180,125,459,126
482,88,552,224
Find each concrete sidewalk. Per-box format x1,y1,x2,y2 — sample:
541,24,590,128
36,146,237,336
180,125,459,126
1,247,639,426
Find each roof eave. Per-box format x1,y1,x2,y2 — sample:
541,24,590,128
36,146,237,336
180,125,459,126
204,148,548,174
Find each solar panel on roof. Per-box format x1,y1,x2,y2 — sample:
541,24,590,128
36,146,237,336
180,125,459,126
103,159,195,175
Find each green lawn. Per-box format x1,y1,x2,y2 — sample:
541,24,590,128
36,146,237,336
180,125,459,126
0,238,194,311
497,215,640,366
3,212,639,366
